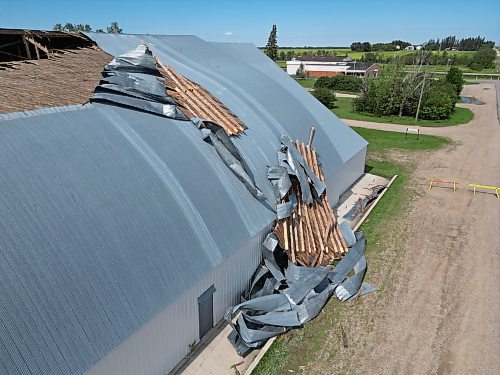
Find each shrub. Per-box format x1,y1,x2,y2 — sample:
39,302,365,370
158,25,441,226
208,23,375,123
314,75,362,92
420,91,453,120
446,66,464,96
432,79,459,103
313,88,336,108
468,46,496,70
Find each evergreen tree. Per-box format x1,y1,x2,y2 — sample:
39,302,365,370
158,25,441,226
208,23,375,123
296,62,305,78
107,22,123,34
265,25,278,61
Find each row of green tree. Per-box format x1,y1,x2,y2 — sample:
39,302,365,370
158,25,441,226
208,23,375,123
352,66,464,120
52,22,123,34
351,36,494,52
425,36,495,51
361,46,496,70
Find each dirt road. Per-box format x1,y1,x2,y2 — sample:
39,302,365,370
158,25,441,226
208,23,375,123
336,83,499,374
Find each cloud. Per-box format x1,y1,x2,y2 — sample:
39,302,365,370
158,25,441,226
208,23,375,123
224,31,233,36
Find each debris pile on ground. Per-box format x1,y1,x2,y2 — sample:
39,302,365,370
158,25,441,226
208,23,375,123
342,185,386,223
225,134,374,356
270,136,348,266
226,231,373,356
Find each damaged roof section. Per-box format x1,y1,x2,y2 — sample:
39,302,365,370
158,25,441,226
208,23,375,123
90,43,247,135
0,28,94,63
157,61,246,136
0,47,112,114
90,44,187,119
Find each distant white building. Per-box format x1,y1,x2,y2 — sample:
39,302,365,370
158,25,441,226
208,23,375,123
404,45,423,51
286,55,380,78
286,55,352,77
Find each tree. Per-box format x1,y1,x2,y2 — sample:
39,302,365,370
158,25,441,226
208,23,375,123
265,25,278,61
420,90,453,120
445,66,464,96
296,62,306,78
312,88,336,109
107,22,123,34
95,29,105,33
52,23,92,32
350,42,362,51
75,24,92,32
469,45,495,70
63,22,76,32
361,42,372,52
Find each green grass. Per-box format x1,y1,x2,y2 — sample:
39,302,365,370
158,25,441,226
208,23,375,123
404,64,500,74
253,127,451,375
331,97,474,127
352,127,451,151
294,78,317,88
276,61,286,69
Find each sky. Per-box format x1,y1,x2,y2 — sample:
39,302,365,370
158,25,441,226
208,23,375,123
1,0,498,46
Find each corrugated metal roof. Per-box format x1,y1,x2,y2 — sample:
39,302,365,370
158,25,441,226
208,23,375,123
0,103,275,374
85,33,367,177
0,33,367,374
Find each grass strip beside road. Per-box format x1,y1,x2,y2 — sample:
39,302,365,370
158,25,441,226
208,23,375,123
332,97,473,127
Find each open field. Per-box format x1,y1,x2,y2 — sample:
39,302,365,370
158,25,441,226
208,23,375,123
331,97,474,126
269,48,476,61
254,81,500,375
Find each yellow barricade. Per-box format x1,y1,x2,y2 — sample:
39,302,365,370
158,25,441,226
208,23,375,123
469,184,500,199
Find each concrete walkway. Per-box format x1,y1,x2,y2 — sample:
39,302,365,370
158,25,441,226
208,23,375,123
175,320,257,375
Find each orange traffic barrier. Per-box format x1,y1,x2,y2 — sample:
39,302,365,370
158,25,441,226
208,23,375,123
429,179,457,191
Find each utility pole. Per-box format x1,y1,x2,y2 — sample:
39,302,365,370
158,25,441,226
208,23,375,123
415,71,426,122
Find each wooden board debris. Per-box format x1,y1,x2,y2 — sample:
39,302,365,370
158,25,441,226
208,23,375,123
274,141,348,266
154,59,246,136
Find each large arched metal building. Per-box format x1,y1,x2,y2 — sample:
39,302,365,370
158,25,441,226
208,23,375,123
0,33,367,374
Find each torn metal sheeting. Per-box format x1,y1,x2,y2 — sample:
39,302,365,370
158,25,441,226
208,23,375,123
280,135,326,198
267,166,292,200
339,220,357,247
226,232,372,355
199,121,265,200
91,44,188,120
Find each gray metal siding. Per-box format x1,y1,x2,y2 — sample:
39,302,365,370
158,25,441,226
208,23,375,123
0,104,274,374
86,227,267,375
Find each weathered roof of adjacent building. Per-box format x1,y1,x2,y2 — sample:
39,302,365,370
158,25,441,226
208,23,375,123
0,32,367,374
